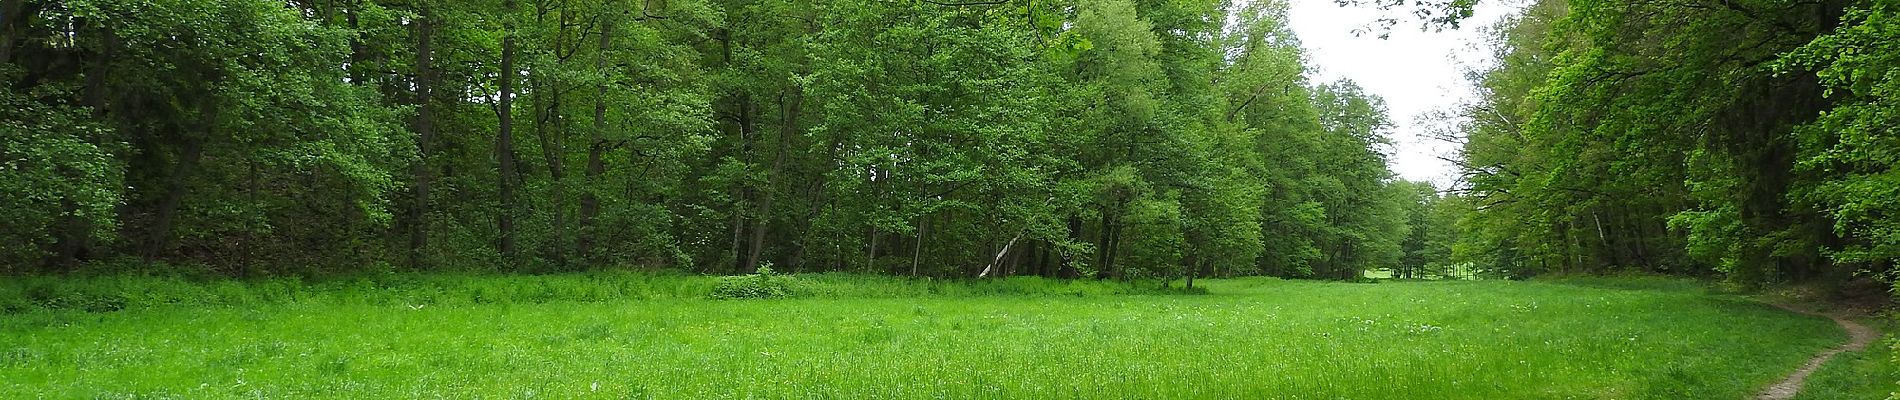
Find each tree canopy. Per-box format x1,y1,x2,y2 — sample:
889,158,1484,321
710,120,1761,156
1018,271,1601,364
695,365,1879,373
3,0,1447,283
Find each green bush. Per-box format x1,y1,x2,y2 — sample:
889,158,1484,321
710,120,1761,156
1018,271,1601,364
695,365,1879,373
710,266,800,300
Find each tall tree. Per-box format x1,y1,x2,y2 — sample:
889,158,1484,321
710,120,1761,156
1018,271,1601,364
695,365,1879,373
497,0,521,262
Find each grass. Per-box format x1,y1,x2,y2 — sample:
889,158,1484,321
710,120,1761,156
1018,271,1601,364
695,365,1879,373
0,274,1852,399
1793,317,1898,400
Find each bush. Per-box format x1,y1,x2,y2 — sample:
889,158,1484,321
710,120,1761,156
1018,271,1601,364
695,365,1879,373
710,265,800,300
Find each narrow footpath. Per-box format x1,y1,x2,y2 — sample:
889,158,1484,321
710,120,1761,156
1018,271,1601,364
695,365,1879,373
1756,304,1878,400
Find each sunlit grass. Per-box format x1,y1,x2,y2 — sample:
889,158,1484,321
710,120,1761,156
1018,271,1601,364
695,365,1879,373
0,276,1845,399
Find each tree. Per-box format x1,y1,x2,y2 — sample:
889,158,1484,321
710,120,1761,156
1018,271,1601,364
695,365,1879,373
1443,0,1888,289
0,0,1426,283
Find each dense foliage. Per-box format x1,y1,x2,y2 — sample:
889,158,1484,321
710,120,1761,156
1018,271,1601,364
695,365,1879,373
1,0,1452,281
1443,0,1900,290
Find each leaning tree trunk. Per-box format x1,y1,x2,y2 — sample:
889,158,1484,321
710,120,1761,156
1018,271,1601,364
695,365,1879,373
977,233,1023,278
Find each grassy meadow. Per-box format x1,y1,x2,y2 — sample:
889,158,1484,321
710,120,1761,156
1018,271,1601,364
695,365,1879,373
0,274,1854,399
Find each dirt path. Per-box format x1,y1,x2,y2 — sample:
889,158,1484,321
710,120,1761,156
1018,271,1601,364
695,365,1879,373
1755,304,1879,400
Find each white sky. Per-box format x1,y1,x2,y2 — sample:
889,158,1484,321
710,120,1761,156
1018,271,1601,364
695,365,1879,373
1286,0,1522,187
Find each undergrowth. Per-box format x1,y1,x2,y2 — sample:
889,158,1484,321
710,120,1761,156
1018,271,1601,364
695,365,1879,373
0,269,1180,314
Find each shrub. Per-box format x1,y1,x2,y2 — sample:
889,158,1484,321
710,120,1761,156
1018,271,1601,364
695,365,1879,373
710,265,800,300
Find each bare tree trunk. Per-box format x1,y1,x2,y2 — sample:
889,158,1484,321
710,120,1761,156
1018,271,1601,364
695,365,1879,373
408,6,436,268
497,0,519,262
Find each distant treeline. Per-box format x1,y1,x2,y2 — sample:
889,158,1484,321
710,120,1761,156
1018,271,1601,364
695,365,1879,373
1,0,1455,280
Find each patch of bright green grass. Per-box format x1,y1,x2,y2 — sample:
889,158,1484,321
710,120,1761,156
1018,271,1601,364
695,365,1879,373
0,276,1846,399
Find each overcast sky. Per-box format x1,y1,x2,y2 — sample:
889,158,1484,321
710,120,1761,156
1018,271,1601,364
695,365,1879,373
1285,0,1522,187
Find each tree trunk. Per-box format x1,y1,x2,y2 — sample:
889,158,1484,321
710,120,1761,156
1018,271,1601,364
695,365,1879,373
867,226,880,273
50,199,88,269
531,51,566,267
1061,215,1084,278
1095,211,1113,279
731,94,756,272
52,17,112,268
1624,207,1653,269
911,214,927,276
346,1,366,85
728,205,747,273
1004,237,1024,277
409,7,435,268
0,0,24,65
1103,212,1125,280
143,139,204,260
578,14,613,260
532,75,566,265
497,0,519,262
977,234,1023,278
82,22,115,118
1037,241,1052,278
745,92,800,272
1185,255,1198,290
787,176,827,271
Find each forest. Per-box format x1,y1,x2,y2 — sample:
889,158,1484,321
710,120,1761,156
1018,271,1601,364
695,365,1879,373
1,0,1443,282
1445,0,1899,291
2,0,1899,398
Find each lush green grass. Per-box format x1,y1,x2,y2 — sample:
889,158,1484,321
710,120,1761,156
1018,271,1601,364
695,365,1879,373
1794,318,1897,400
0,275,1849,399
